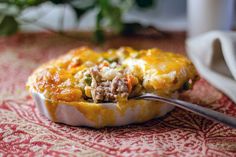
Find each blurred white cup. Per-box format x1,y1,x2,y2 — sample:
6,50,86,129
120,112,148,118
187,0,234,37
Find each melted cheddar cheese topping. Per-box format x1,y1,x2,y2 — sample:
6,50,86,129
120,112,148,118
27,47,197,101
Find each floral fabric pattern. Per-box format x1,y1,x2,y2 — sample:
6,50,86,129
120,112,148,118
0,33,235,157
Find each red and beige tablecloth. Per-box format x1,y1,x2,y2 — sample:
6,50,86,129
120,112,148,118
0,32,236,156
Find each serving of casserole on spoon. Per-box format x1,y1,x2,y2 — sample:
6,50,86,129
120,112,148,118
27,47,202,128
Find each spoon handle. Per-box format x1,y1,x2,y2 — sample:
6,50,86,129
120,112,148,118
136,93,236,128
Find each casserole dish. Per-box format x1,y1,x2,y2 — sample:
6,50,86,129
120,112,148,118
27,47,197,128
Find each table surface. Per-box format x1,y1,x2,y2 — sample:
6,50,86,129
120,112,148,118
0,32,236,157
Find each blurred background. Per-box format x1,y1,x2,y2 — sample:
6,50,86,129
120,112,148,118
0,0,235,41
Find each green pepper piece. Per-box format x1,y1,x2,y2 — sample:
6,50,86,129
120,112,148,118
84,75,92,86
182,81,193,90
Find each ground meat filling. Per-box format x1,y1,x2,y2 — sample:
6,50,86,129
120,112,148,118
90,66,129,102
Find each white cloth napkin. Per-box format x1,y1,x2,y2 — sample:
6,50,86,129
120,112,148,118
186,31,236,103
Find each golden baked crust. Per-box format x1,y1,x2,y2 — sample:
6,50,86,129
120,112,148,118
27,47,197,102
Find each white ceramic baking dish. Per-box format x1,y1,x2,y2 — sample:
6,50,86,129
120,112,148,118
31,91,175,128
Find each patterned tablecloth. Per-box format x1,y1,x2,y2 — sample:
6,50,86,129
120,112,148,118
0,32,236,156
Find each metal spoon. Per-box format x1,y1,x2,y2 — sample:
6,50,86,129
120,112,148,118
132,93,236,128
